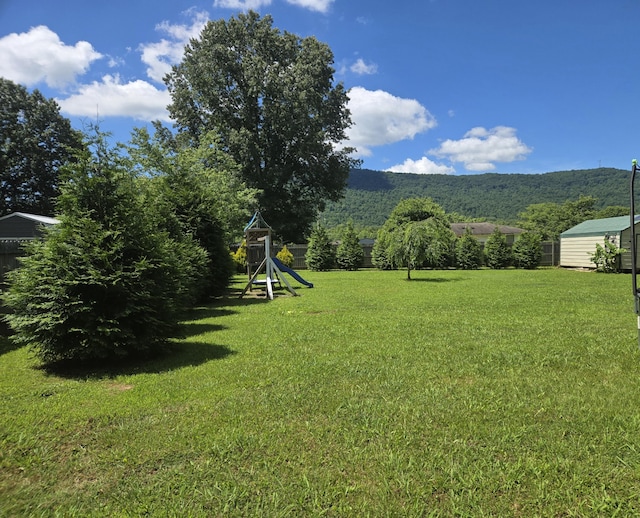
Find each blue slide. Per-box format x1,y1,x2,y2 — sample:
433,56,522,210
272,257,314,288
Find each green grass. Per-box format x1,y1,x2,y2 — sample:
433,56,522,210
2,268,640,516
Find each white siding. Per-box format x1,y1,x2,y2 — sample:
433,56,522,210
560,234,615,268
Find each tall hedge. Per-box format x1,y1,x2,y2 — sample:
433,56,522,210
3,134,207,364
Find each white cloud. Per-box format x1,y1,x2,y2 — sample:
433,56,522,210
139,11,209,83
56,74,171,122
430,126,532,171
387,157,455,175
214,0,333,12
107,56,125,68
285,0,334,13
213,0,272,8
350,58,377,75
344,87,437,157
0,25,102,88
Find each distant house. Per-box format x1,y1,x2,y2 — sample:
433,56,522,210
560,215,639,269
0,212,60,282
450,222,524,245
0,212,59,240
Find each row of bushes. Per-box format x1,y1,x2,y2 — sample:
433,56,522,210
231,225,544,273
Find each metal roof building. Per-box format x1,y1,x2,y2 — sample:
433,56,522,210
0,212,60,240
560,215,640,269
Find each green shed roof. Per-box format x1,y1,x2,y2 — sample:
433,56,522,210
561,215,640,237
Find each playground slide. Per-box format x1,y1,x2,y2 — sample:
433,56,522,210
272,257,314,288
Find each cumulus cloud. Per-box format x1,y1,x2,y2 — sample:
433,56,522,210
387,157,455,175
430,126,532,171
56,74,171,121
214,0,272,8
350,58,377,75
0,25,102,88
214,0,333,11
139,10,209,83
285,0,335,13
345,86,437,157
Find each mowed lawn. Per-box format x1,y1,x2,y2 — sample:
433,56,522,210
2,268,640,516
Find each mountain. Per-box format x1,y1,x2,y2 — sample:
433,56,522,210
319,167,631,228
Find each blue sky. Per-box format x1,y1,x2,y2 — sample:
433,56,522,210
1,0,638,175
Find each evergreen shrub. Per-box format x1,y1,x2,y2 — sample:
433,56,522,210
513,232,543,269
305,225,335,271
276,245,294,268
336,221,364,270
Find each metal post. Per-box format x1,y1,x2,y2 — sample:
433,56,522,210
630,160,640,347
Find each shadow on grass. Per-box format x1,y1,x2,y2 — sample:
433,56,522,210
405,276,465,283
37,293,260,379
42,341,236,380
11,290,268,378
0,334,21,356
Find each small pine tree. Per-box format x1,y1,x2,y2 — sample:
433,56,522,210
512,232,543,269
305,224,335,271
455,227,483,270
276,245,294,268
484,227,513,269
372,229,394,270
336,221,364,271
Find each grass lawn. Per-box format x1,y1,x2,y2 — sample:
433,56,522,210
2,268,640,516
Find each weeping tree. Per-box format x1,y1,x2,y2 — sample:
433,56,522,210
165,11,359,242
374,198,455,279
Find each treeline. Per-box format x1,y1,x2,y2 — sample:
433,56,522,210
320,168,630,228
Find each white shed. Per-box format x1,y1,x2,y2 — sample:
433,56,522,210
560,215,640,269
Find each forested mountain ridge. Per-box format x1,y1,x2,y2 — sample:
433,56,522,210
320,168,630,228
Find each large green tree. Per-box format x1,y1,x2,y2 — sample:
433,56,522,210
0,78,83,216
165,11,358,242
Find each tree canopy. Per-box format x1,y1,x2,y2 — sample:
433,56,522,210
127,124,258,296
518,195,598,240
165,11,358,242
0,78,84,216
